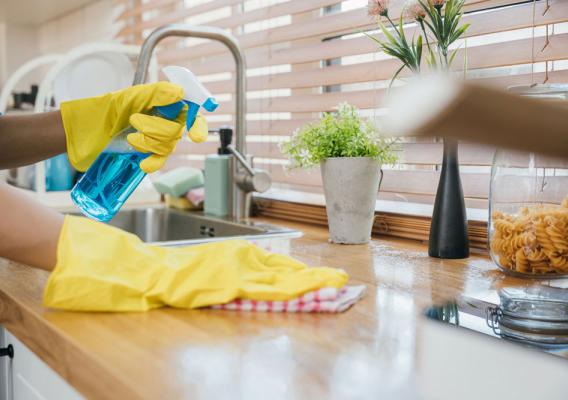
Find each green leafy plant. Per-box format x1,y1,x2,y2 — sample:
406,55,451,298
365,16,422,82
281,103,398,169
418,0,470,69
367,0,470,82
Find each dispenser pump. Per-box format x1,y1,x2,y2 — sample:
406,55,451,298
218,126,233,155
162,66,219,131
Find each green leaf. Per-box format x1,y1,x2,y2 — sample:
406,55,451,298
426,47,438,68
432,6,445,41
377,20,397,45
416,35,423,66
448,46,460,66
422,17,441,43
398,17,409,47
365,27,416,67
363,31,383,46
449,16,460,39
381,44,407,60
442,1,450,32
449,24,470,45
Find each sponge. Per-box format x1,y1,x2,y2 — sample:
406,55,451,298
152,167,204,197
186,187,205,207
165,195,202,210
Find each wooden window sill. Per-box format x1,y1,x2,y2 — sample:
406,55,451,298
253,189,489,252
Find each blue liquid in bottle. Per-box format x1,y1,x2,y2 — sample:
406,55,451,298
71,150,149,222
71,101,185,222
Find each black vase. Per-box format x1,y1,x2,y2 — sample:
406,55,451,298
428,138,469,259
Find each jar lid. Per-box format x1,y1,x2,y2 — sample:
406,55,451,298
499,314,568,335
499,286,568,322
499,324,568,347
486,287,568,345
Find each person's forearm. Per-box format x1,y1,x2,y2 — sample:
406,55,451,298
0,183,63,271
0,111,66,169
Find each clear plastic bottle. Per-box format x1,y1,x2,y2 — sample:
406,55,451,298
70,66,218,222
71,103,183,222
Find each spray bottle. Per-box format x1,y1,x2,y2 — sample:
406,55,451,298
70,66,218,222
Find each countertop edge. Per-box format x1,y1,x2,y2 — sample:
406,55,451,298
0,286,141,400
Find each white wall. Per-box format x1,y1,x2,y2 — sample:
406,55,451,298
0,0,120,96
38,0,120,55
0,22,40,91
0,24,7,88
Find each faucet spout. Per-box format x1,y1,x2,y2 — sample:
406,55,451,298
133,24,257,220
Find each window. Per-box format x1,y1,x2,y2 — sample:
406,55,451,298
117,0,568,210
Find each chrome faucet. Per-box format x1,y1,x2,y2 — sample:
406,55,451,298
134,24,271,220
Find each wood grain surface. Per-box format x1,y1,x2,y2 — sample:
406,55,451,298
0,218,555,399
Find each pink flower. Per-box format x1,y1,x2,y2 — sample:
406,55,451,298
405,0,426,20
368,0,389,17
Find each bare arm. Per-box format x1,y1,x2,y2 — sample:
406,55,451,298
0,111,66,169
0,111,66,270
383,78,568,159
0,183,63,271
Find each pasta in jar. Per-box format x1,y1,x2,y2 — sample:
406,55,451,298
490,198,568,276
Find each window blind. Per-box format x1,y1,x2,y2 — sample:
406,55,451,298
116,0,568,209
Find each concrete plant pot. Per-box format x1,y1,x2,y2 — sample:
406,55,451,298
320,157,381,244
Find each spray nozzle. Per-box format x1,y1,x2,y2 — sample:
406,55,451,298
161,66,218,131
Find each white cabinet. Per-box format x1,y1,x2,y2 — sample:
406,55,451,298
0,326,83,400
0,327,9,400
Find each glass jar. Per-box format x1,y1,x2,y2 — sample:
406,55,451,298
488,84,568,278
489,150,568,277
486,287,568,347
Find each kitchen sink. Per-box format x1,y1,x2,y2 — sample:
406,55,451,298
71,206,301,246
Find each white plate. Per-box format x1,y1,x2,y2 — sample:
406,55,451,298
53,52,134,104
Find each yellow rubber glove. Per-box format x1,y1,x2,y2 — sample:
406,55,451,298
61,82,208,173
44,216,348,312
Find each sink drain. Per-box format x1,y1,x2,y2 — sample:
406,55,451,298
200,225,216,237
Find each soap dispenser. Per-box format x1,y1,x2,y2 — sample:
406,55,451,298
204,127,233,217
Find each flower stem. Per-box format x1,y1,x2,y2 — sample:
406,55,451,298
385,15,399,36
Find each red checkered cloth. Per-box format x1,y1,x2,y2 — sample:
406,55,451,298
210,285,366,313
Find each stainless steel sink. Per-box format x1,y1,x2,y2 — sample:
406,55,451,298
71,207,301,246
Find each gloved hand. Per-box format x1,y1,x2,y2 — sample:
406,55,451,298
44,216,348,312
61,82,208,173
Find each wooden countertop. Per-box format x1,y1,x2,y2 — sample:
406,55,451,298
1,218,567,399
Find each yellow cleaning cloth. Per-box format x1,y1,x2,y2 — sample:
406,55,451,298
44,216,348,312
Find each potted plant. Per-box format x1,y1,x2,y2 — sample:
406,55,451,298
281,103,398,244
367,0,471,259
